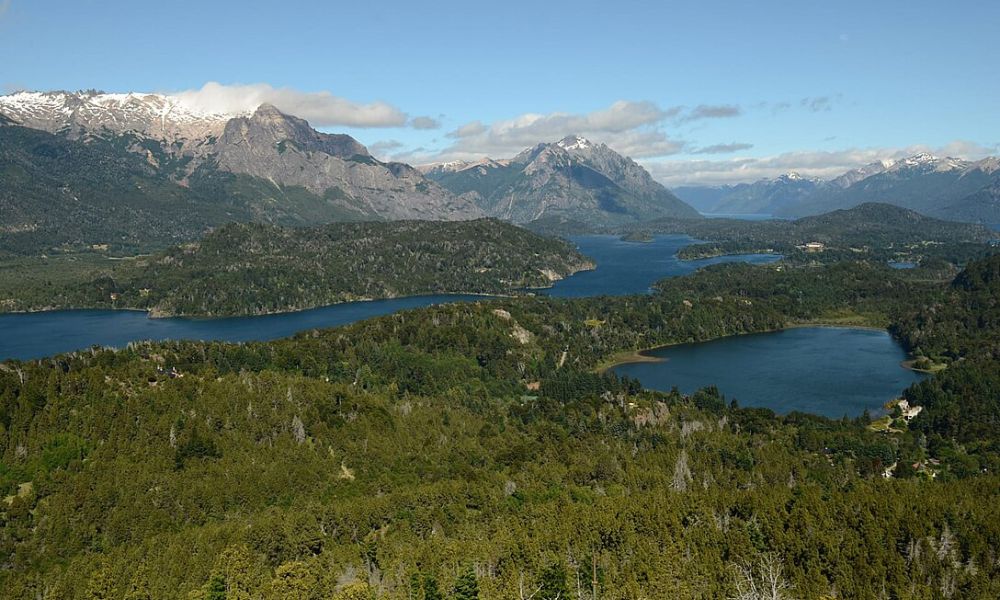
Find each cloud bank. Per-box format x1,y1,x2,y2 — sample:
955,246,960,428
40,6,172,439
171,82,409,128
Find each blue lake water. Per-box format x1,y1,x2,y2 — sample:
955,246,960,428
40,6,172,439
0,295,487,361
0,234,778,360
541,234,780,297
612,327,926,418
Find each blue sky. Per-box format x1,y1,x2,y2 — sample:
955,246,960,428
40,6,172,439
1,0,998,184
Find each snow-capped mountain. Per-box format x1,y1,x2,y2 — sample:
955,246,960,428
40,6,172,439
424,135,700,225
772,154,1000,221
0,91,232,153
829,159,898,189
0,90,481,222
419,158,511,177
675,152,1000,222
674,172,826,215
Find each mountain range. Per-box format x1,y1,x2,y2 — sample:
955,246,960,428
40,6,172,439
0,91,483,253
0,91,704,253
421,135,700,224
675,153,1000,222
3,89,1000,253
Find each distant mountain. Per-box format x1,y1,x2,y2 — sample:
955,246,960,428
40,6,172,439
773,154,999,220
674,172,824,215
422,135,700,225
946,179,1000,223
0,91,482,240
674,153,1000,223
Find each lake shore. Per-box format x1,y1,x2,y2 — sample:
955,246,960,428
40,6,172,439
0,290,516,320
597,321,895,373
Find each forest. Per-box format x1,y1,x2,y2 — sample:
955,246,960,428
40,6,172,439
0,220,592,317
1,252,999,598
529,203,997,268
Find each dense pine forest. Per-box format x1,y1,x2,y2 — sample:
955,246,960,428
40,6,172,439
2,252,999,598
0,220,592,317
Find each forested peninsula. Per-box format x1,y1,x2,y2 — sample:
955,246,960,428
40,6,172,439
0,219,593,317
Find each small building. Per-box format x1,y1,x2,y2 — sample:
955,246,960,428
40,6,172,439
897,399,923,421
802,242,825,252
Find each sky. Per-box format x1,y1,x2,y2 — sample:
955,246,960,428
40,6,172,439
1,0,998,185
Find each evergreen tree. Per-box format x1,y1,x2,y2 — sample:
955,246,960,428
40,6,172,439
539,563,569,600
204,575,227,600
423,574,443,600
451,566,479,600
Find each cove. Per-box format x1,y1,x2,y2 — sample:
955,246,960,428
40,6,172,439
611,327,926,418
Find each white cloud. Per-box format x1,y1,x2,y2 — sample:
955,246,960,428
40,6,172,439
170,82,408,128
398,100,686,164
692,142,754,155
409,116,441,130
0,0,10,18
368,139,404,159
679,104,741,122
643,140,999,186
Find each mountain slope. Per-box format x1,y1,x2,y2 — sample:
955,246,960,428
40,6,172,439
211,104,480,220
0,124,373,254
0,91,482,230
424,135,700,225
674,173,825,215
945,180,1000,222
675,153,1000,222
771,154,1000,221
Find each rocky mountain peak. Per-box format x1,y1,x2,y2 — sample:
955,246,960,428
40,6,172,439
252,102,284,118
557,135,594,151
220,103,369,159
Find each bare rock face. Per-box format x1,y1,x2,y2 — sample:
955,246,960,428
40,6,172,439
214,105,482,220
0,91,482,222
218,103,367,159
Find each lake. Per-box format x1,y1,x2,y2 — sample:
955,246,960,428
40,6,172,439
612,327,926,418
542,235,780,297
0,295,487,361
0,235,777,360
